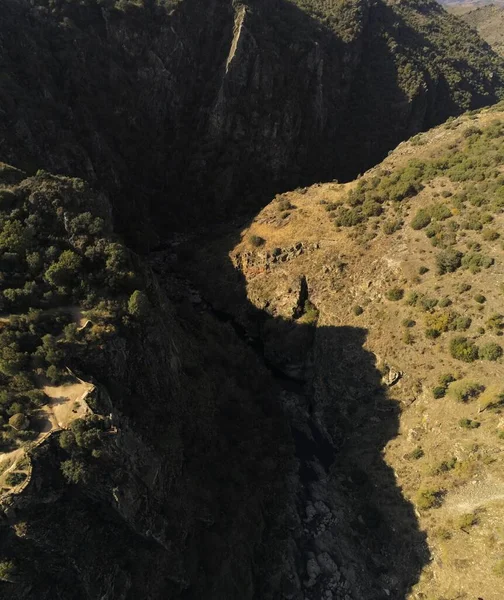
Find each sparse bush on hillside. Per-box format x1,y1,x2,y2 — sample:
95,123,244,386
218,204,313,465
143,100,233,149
454,382,485,402
451,316,472,331
433,386,446,399
0,560,16,582
431,203,452,221
459,418,480,429
482,228,499,241
334,207,364,227
353,305,364,316
457,283,472,293
250,235,265,247
411,209,431,230
386,287,404,301
479,342,503,361
461,252,494,274
487,314,504,333
450,337,479,362
436,249,463,274
418,266,429,275
383,219,402,235
409,446,424,460
439,373,456,387
458,513,478,529
416,488,443,510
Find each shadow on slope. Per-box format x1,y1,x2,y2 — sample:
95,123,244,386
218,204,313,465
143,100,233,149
178,220,430,600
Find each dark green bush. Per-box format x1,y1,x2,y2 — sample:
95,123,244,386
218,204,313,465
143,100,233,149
459,418,480,429
436,249,463,274
411,209,431,230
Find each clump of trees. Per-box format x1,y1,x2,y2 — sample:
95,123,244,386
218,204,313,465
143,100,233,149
59,415,108,484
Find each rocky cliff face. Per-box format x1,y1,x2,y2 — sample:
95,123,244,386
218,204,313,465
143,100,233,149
1,0,503,244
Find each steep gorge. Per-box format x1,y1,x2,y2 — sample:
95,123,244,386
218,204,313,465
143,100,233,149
0,0,504,599
1,0,503,244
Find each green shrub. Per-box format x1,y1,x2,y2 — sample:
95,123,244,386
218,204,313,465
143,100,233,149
425,328,441,339
431,203,452,221
416,488,443,510
44,250,82,288
250,235,265,247
128,290,151,319
403,330,414,345
457,283,471,293
439,373,456,387
5,471,27,486
402,318,416,328
451,316,471,331
433,386,446,399
353,305,364,316
459,418,480,429
300,300,319,325
59,430,77,452
458,513,478,529
419,296,438,312
334,208,364,227
482,228,500,241
0,560,16,582
410,446,424,460
474,294,486,304
454,382,485,402
386,287,404,301
461,252,494,274
411,209,431,230
432,457,457,474
436,249,463,274
406,291,419,306
418,266,429,275
8,413,28,430
450,337,479,362
479,342,503,361
438,297,452,308
382,219,402,235
487,314,504,333
61,459,89,484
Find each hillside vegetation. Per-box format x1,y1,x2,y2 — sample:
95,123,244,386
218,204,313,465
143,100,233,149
458,4,504,57
0,165,292,599
193,102,504,600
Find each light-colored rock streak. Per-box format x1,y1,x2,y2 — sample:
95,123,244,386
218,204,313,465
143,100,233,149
226,5,246,74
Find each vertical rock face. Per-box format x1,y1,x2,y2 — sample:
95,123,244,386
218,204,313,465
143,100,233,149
0,0,502,243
